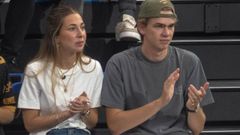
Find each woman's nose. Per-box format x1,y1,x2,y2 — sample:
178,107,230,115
77,28,84,37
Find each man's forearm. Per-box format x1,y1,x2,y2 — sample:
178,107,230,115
106,99,166,135
187,107,206,135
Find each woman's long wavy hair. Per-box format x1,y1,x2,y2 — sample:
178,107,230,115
29,5,95,101
36,5,91,69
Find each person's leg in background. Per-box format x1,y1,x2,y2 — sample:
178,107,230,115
0,0,35,72
115,0,140,42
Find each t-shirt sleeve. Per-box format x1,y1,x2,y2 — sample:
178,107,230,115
89,61,104,108
101,57,126,110
18,65,41,110
185,56,214,106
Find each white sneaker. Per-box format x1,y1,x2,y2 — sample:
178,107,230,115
115,14,141,42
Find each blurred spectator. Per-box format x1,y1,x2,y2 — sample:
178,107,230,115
115,0,141,42
0,0,35,72
0,56,17,135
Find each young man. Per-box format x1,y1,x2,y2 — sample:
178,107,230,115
0,57,16,135
101,0,214,135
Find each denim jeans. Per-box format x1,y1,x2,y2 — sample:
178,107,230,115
46,128,90,135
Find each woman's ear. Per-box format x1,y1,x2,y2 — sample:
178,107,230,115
55,36,60,45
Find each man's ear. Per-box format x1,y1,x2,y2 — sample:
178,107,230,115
137,23,145,36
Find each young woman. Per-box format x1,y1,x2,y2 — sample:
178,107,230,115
18,5,103,135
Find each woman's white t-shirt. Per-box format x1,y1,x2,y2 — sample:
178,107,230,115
18,59,103,135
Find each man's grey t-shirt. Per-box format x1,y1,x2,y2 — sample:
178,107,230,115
101,46,214,135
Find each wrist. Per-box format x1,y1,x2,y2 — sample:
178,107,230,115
80,110,90,118
156,98,168,109
186,103,200,113
66,109,76,117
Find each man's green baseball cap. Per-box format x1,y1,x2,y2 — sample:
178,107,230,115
138,0,177,19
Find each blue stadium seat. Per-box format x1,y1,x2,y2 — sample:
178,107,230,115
12,81,22,94
8,73,24,119
9,73,23,82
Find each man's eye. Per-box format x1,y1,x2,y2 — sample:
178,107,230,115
168,25,175,29
155,24,165,28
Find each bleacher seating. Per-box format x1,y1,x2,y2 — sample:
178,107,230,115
1,0,240,134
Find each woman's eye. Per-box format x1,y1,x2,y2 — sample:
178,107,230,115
80,24,86,30
68,27,76,31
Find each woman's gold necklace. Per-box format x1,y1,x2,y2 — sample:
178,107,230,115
58,68,71,80
58,65,75,92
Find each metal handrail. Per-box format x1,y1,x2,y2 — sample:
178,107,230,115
209,80,240,90
202,129,240,133
172,39,240,43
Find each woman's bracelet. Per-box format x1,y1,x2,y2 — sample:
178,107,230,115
80,110,90,118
